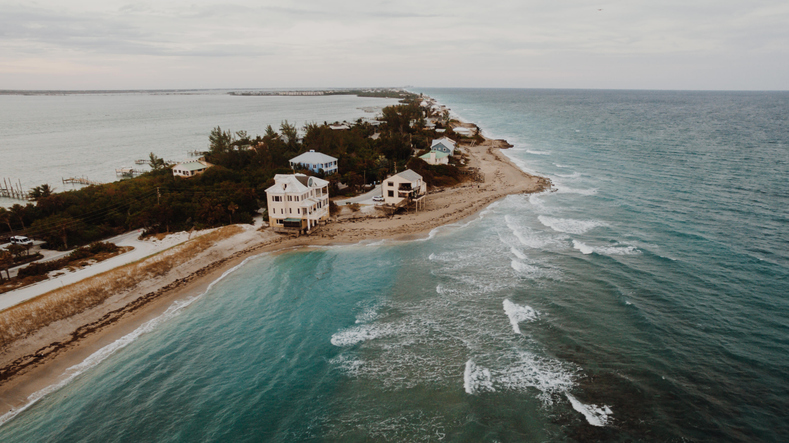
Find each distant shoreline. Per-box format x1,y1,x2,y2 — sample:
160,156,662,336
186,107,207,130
0,116,550,422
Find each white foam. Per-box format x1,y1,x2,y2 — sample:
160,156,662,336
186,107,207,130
331,322,413,347
495,351,576,405
464,360,495,394
505,215,562,250
565,393,613,427
538,216,607,235
556,187,598,196
555,171,581,179
555,164,570,168
509,246,527,260
525,149,551,155
572,240,640,256
0,253,260,427
502,299,538,334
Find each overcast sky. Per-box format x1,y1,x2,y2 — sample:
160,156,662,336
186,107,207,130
2,0,788,90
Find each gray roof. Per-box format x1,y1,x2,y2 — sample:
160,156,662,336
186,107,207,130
289,151,337,165
395,169,422,182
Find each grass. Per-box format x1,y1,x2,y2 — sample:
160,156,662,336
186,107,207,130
0,226,242,349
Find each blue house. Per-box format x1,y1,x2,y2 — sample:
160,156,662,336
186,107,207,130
289,150,339,175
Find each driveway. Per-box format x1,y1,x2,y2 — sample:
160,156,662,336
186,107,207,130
335,184,383,206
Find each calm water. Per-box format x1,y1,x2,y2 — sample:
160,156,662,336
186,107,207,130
0,91,396,206
1,89,788,442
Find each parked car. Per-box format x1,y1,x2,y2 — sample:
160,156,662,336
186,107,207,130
9,236,33,246
372,195,384,202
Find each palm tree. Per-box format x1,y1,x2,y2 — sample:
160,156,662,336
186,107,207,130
148,152,166,170
29,184,53,201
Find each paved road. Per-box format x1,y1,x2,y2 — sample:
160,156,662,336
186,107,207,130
335,185,383,206
0,229,194,312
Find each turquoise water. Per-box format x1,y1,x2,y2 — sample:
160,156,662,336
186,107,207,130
1,89,788,441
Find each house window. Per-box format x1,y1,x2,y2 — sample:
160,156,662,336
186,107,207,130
289,208,292,214
388,181,394,187
388,190,394,197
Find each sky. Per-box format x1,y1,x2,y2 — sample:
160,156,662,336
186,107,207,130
1,0,788,90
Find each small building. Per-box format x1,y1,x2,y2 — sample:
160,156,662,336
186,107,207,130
265,174,330,234
430,137,457,156
383,169,427,210
289,150,339,175
172,159,212,178
419,150,449,165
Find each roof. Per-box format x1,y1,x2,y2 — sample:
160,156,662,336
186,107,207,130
392,169,422,182
289,150,338,165
265,174,329,195
431,137,456,149
174,160,211,172
420,151,449,160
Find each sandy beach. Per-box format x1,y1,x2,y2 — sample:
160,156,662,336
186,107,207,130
0,134,550,419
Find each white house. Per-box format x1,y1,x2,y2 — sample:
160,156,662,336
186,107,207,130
430,137,456,156
419,150,449,165
288,150,339,175
172,159,213,178
265,174,330,234
383,169,427,210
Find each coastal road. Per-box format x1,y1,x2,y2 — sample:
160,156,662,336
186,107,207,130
0,229,204,312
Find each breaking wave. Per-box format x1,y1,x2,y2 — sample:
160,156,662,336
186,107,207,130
538,216,608,234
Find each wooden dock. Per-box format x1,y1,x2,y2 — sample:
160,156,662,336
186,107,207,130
62,177,103,186
0,178,30,201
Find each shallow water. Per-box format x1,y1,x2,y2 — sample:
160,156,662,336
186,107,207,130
1,89,788,442
0,91,396,206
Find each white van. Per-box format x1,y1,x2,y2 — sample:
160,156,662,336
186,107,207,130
9,236,33,246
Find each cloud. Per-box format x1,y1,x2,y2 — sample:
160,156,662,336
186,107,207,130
0,0,787,89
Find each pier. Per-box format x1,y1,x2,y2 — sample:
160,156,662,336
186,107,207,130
187,150,208,157
0,178,30,201
62,177,103,186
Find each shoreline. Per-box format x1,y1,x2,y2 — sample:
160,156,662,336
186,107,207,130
0,131,550,420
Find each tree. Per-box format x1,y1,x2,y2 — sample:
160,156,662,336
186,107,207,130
148,152,166,170
0,250,12,281
279,120,299,149
209,126,234,154
228,202,239,224
0,207,12,232
10,204,26,230
29,184,53,201
7,244,26,260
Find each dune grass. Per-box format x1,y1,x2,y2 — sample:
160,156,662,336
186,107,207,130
0,226,242,349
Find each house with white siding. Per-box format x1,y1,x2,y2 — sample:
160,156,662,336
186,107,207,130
288,150,338,175
172,159,213,178
265,174,330,234
383,169,427,210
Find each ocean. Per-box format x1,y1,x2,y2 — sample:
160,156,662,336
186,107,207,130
1,89,788,442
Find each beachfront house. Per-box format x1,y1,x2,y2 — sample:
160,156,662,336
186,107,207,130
265,174,330,234
288,150,338,175
430,137,456,156
383,169,427,210
172,159,213,178
419,150,449,165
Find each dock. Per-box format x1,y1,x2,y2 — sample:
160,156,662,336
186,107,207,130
187,150,208,157
0,178,29,201
62,177,103,186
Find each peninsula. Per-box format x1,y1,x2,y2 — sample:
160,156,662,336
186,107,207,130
0,96,550,420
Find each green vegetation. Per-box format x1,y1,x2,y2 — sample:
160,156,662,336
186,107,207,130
0,95,465,249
